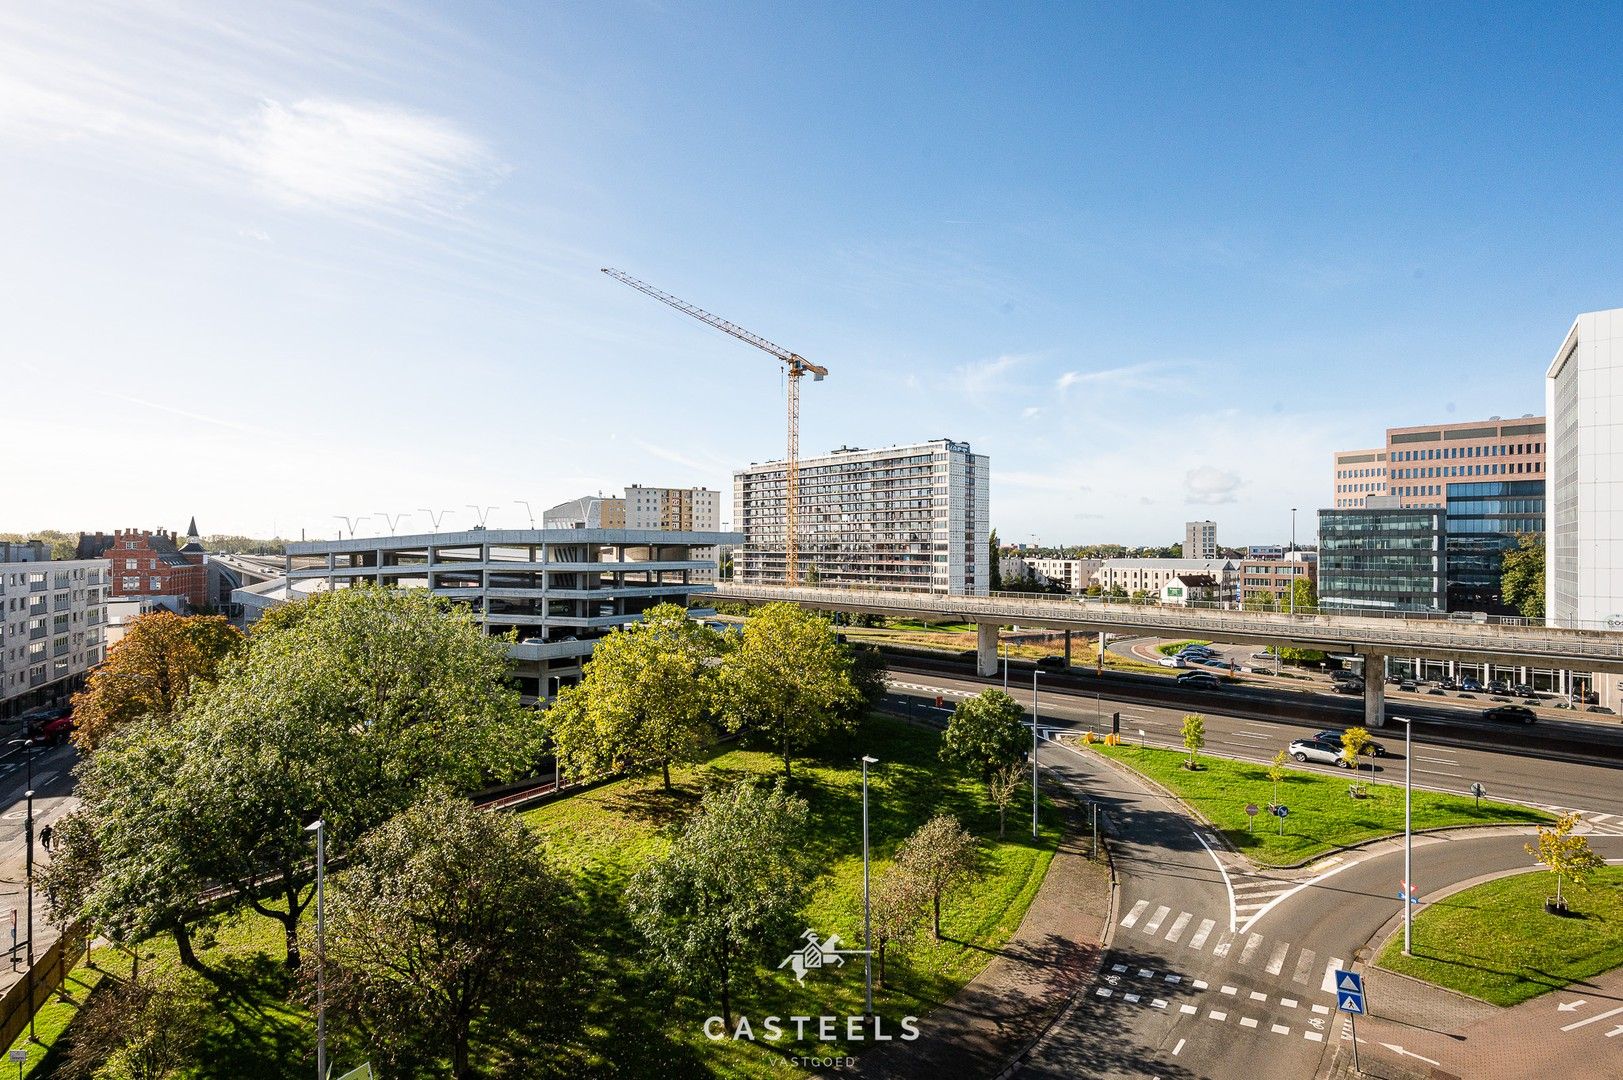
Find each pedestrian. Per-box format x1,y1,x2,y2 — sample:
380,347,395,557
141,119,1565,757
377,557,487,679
38,824,52,853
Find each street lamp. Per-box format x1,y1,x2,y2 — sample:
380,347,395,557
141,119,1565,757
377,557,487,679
1395,717,1415,955
304,819,327,1080
1289,508,1298,617
859,756,879,1024
1031,670,1044,840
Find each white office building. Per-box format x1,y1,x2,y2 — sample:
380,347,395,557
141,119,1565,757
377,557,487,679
1024,558,1103,594
1094,558,1236,595
1,554,110,718
733,439,990,595
1183,520,1218,560
1547,307,1623,631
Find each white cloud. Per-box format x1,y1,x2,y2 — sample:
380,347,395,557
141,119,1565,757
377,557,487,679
1021,406,1042,419
1055,360,1196,394
952,353,1026,398
1183,466,1243,505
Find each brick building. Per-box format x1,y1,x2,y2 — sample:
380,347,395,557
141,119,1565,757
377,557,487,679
76,520,208,609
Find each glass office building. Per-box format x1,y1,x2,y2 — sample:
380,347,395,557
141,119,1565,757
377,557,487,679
1318,506,1447,613
1444,481,1544,614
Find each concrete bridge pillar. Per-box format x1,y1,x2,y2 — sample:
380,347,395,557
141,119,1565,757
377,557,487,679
1098,631,1105,676
976,622,999,678
1363,651,1387,729
1064,630,1072,667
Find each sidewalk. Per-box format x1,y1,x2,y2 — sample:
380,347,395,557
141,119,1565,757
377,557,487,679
856,786,1112,1080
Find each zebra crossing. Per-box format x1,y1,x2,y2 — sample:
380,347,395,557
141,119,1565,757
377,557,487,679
1558,808,1623,836
1229,869,1297,927
1096,958,1339,1045
1118,898,1342,996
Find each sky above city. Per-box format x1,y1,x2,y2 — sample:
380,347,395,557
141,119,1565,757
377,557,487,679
5,2,1620,546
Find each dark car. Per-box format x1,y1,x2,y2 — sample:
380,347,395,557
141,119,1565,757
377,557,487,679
1514,684,1539,700
1331,678,1364,694
1398,679,1418,692
1314,729,1388,756
1587,705,1616,715
1436,677,1459,691
1177,672,1220,689
1037,655,1067,671
1482,704,1537,725
1460,677,1483,692
1331,669,1360,683
1487,680,1511,695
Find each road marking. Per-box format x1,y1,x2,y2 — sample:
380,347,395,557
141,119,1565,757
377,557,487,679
1165,912,1192,943
1380,1044,1442,1066
1238,934,1264,965
1321,959,1344,995
1212,933,1234,958
1281,997,1298,1009
1220,985,1237,996
1121,900,1149,928
1164,974,1182,984
1249,991,1267,1002
1172,1038,1185,1056
1291,948,1318,985
1209,1010,1227,1021
1111,964,1128,973
1418,755,1458,764
1557,999,1586,1012
1232,732,1271,740
1304,1031,1324,1042
1096,988,1112,997
1264,941,1290,975
1193,830,1238,932
1192,979,1209,990
1188,918,1214,950
1151,998,1168,1009
1138,968,1155,978
1124,993,1141,1003
1311,1004,1330,1015
1272,1024,1290,1035
1240,1017,1258,1028
1561,1004,1623,1031
1143,906,1171,934
1416,768,1462,778
1180,1004,1197,1015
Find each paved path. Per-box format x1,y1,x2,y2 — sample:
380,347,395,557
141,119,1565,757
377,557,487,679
856,779,1112,1079
0,739,78,998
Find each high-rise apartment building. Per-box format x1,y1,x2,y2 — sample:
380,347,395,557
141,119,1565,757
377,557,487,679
1183,521,1217,560
1546,308,1623,630
1,555,110,718
733,439,990,595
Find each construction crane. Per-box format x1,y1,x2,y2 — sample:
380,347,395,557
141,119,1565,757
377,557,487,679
601,268,827,584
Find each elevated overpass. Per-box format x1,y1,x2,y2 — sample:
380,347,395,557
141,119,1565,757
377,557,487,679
706,583,1623,729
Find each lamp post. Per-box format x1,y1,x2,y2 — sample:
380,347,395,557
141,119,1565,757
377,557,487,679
1289,508,1298,617
1031,671,1044,840
860,756,878,1024
1397,717,1414,955
304,819,327,1080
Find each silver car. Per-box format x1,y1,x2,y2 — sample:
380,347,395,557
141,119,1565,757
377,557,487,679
1288,738,1352,768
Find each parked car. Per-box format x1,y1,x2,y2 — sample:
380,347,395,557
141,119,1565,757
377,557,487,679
1587,705,1616,715
1436,677,1459,691
1157,656,1188,668
1460,677,1483,692
1177,647,1217,659
1177,672,1220,689
1331,669,1360,683
1487,680,1511,695
1481,704,1537,725
1398,679,1418,692
1251,651,1276,661
1289,738,1353,767
1331,678,1364,694
1514,684,1539,699
1314,730,1388,756
1037,655,1067,671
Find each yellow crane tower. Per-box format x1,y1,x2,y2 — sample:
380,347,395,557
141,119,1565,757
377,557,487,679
601,268,827,584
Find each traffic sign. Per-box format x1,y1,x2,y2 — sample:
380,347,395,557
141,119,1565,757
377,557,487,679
1471,782,1486,808
1338,992,1365,1014
1245,804,1259,817
1335,969,1364,995
1399,880,1421,904
1272,804,1290,818
8,1049,27,1063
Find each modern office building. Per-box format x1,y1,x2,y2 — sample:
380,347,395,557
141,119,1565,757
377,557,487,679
1317,501,1446,613
733,439,991,595
1332,417,1545,510
1092,558,1236,595
1546,308,1623,631
1237,556,1317,608
1444,481,1543,614
1,555,110,718
1182,521,1217,560
257,526,739,700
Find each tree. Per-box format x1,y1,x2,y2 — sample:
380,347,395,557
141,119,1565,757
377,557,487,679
1525,811,1605,910
1290,576,1318,613
1340,726,1375,780
547,604,721,790
895,814,980,939
1501,533,1546,621
625,780,811,1029
321,790,579,1079
986,762,1024,839
844,641,888,723
1267,750,1289,806
941,690,1026,781
70,611,244,751
988,528,1002,591
59,973,208,1080
1181,714,1206,769
870,863,928,987
1243,590,1278,612
717,602,862,779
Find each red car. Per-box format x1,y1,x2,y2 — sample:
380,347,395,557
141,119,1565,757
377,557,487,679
29,715,75,745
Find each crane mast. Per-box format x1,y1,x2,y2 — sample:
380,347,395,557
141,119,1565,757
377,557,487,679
601,268,826,584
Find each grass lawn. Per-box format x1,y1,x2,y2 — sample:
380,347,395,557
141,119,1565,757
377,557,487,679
1078,741,1550,867
522,714,1062,1078
2,961,113,1078
1156,639,1211,656
1377,866,1623,1005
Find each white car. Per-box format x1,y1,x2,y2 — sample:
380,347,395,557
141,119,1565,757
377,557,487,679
1288,738,1353,767
1158,656,1187,668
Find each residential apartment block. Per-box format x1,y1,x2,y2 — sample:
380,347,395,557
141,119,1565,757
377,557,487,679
1237,555,1317,607
733,439,990,595
1023,558,1102,594
1,555,110,718
1182,520,1217,560
1092,558,1235,595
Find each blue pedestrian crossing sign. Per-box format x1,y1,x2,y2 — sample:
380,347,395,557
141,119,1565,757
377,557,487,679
1335,969,1365,1014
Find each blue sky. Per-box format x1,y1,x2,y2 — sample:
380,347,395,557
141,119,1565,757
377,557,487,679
4,2,1618,545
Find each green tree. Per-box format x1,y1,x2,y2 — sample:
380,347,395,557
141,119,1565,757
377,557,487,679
1290,576,1318,613
1181,714,1206,769
625,780,811,1028
895,814,981,939
547,604,721,790
1501,533,1546,621
870,862,929,987
1340,726,1375,781
321,790,579,1080
70,611,244,751
988,529,1002,591
59,971,208,1080
986,761,1024,839
1525,811,1605,910
1267,749,1289,806
1243,590,1278,612
940,689,1026,780
717,602,862,779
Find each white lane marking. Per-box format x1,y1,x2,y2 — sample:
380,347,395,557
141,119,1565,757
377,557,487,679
1192,979,1209,990
1151,998,1168,1009
1209,1010,1228,1021
1232,732,1272,740
1212,933,1235,958
1418,755,1458,764
1188,918,1214,950
1311,1004,1330,1015
1164,974,1182,984
1305,1031,1324,1042
1265,942,1290,975
1561,1004,1623,1031
1220,985,1238,996
1238,934,1264,965
1124,993,1141,1003
1281,997,1298,1009
1240,1017,1259,1028
1143,905,1171,934
1096,987,1112,997
1272,1024,1290,1035
1165,912,1192,943
1180,1004,1197,1015
1122,900,1149,928
1249,991,1268,1002
1321,959,1344,995
1193,830,1238,933
1416,768,1463,778
1241,836,1368,932
1172,1038,1185,1056
1292,948,1318,985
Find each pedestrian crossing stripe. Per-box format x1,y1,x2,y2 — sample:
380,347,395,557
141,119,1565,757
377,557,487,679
1338,993,1363,1014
